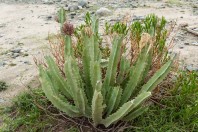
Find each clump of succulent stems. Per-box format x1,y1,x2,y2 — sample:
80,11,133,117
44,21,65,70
37,8,176,129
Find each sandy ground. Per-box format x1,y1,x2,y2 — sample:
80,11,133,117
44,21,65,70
0,3,59,103
0,0,197,104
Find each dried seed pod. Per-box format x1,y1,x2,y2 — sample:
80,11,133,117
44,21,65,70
62,22,74,36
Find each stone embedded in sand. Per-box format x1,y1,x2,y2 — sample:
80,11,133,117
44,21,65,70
11,48,21,53
186,65,198,72
0,61,6,67
46,15,52,21
12,53,20,58
78,0,88,8
42,0,53,4
96,7,112,17
193,28,198,31
68,5,79,11
133,15,145,21
191,42,198,46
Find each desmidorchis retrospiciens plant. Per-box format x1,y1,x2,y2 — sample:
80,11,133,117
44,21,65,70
39,8,174,128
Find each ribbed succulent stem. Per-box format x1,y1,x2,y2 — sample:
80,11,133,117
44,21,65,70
39,11,174,128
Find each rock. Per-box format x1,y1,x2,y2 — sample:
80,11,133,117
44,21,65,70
68,5,79,11
64,7,69,11
180,22,188,27
0,24,6,28
78,6,83,10
0,61,6,67
46,15,52,21
18,42,24,45
20,49,25,53
71,0,78,2
132,5,138,8
180,10,185,13
11,48,21,53
191,42,198,46
184,42,189,45
78,0,88,8
179,46,184,49
186,65,198,72
70,12,77,16
133,15,145,21
56,0,61,2
12,53,20,58
42,0,53,4
9,63,17,66
24,61,31,65
158,5,166,9
22,53,29,57
193,28,198,31
96,7,112,17
6,53,12,57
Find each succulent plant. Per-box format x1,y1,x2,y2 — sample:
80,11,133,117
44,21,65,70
39,9,174,128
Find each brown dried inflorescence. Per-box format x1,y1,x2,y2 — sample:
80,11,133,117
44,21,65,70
84,26,93,37
62,22,74,36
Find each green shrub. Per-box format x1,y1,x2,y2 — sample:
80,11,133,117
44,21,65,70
38,9,174,128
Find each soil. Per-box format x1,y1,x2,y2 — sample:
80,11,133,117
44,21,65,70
0,0,197,104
